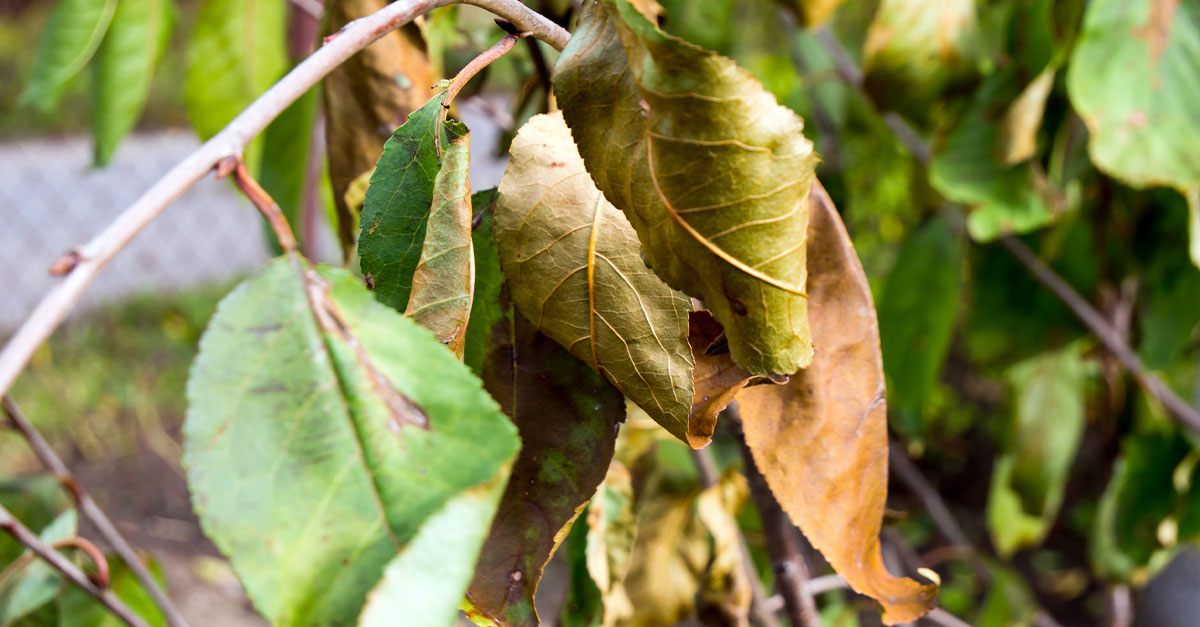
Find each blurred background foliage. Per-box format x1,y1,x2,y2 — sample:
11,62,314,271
2,0,1200,624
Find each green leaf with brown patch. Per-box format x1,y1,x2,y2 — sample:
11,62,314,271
554,0,818,376
494,112,696,443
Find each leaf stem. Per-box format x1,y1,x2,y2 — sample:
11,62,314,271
3,397,189,627
0,503,150,627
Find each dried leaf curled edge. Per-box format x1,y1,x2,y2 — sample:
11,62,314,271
736,186,938,625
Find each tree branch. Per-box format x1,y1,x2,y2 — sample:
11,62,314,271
2,397,189,627
0,0,570,400
810,27,1200,436
0,504,150,627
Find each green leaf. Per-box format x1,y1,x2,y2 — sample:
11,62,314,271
464,189,503,376
258,86,319,254
554,0,818,376
986,342,1092,556
1092,428,1200,582
57,557,166,627
860,0,980,121
358,94,450,313
20,0,117,111
185,257,519,625
878,217,963,439
183,0,287,166
404,124,474,358
494,112,695,443
466,313,625,626
1067,0,1200,193
0,510,76,625
91,0,175,166
930,74,1062,241
358,479,508,627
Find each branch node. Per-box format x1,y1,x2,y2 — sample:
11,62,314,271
214,156,239,179
48,251,81,276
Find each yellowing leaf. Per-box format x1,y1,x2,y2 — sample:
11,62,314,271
324,0,435,256
997,68,1057,165
495,112,696,443
586,462,638,627
404,126,474,358
777,0,846,27
696,469,752,627
621,488,709,627
737,186,937,625
554,0,818,376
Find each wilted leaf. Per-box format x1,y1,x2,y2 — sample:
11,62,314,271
930,74,1060,241
359,93,453,313
861,0,980,120
494,112,696,442
996,68,1057,166
404,125,474,358
554,0,818,376
20,0,117,111
687,311,756,449
986,342,1092,556
324,0,434,257
736,185,937,625
878,217,963,439
466,311,625,626
185,258,519,625
90,0,174,166
622,488,709,626
585,462,638,627
184,0,287,168
695,469,752,627
0,510,76,624
1067,0,1200,192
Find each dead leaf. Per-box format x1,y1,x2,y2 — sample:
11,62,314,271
323,0,435,259
736,185,938,625
687,311,756,449
696,469,752,627
404,126,474,358
495,112,696,443
621,487,710,627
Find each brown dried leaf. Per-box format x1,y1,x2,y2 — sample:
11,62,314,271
687,311,755,449
467,311,626,626
736,185,938,625
495,112,696,443
322,0,435,258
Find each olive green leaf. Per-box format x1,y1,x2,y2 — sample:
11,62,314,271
90,0,174,166
0,510,77,625
20,0,117,111
554,0,818,376
494,112,695,442
404,126,475,359
466,312,625,626
185,257,518,626
258,87,319,254
464,189,504,376
359,93,456,314
324,0,435,257
1067,0,1200,267
861,0,980,121
878,217,963,439
184,0,287,168
987,342,1092,556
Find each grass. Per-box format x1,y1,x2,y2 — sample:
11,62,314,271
2,284,232,475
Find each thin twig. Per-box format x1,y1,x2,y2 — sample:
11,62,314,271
691,448,782,627
1000,235,1200,432
808,27,1200,436
0,504,150,627
728,405,820,627
0,0,570,400
3,397,188,626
